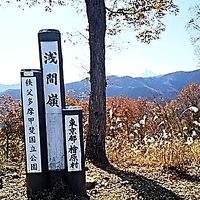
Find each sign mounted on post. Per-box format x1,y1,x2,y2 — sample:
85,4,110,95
65,114,82,172
38,29,65,171
21,72,42,173
63,107,86,196
21,69,49,197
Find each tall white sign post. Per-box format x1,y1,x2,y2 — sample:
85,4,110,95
38,29,66,184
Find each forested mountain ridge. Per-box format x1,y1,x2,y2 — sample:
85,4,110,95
1,69,200,100
65,69,200,100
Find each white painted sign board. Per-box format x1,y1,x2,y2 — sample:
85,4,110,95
22,76,42,173
65,115,82,172
40,41,65,170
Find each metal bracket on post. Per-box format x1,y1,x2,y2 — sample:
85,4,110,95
63,106,86,196
21,69,49,197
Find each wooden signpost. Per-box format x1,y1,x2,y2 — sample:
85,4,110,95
21,69,48,197
21,29,86,198
38,29,66,185
63,107,86,196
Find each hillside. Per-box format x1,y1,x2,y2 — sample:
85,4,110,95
1,69,200,100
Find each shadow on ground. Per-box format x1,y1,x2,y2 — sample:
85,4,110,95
168,166,200,183
100,163,184,200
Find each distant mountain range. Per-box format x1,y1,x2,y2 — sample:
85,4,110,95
1,69,200,101
0,84,19,93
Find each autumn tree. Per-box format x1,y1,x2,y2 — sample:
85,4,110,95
2,0,179,165
0,96,23,163
85,0,179,166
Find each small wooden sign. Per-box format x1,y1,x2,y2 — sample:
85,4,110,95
63,107,86,196
65,114,82,172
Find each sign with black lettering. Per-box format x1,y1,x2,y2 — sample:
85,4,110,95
22,76,42,173
39,30,65,171
63,107,86,196
65,115,82,172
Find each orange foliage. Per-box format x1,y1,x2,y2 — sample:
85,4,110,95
106,96,149,141
1,83,200,169
0,96,23,163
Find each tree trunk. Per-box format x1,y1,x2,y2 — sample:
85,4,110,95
85,0,108,165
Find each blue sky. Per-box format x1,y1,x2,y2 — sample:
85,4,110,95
0,1,198,84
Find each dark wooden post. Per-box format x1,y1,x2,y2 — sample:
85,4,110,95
38,29,66,186
63,107,86,196
21,69,49,197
